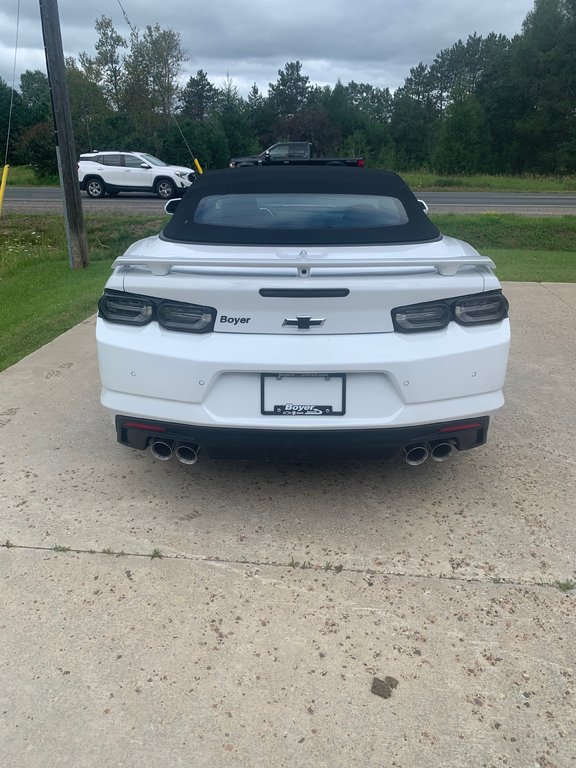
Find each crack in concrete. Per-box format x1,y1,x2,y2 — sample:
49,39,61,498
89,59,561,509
539,282,576,312
1,541,574,593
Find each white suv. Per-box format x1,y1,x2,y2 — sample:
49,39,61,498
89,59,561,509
96,166,510,466
78,151,195,199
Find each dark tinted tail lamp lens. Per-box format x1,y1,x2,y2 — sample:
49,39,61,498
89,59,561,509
99,291,216,333
392,303,451,333
98,294,153,325
455,293,509,325
392,291,508,333
158,302,215,332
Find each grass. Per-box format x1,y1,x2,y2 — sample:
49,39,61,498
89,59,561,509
0,212,575,372
430,214,576,282
481,249,576,282
0,214,166,371
430,214,576,251
402,171,576,193
5,165,59,186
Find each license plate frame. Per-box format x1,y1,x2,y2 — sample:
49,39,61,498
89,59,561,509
261,373,346,416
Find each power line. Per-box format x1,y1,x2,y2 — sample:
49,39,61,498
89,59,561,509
4,0,21,167
116,0,137,37
114,0,202,171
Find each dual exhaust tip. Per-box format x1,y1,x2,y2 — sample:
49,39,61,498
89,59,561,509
404,440,455,466
150,440,199,465
151,438,452,466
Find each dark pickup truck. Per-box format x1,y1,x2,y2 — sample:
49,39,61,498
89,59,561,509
229,142,364,168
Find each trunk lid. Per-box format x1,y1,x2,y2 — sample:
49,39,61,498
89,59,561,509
118,235,491,335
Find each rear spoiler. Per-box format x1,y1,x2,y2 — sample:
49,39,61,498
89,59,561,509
113,252,495,278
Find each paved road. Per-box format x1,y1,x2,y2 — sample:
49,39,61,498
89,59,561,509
424,190,576,215
1,282,575,767
4,186,576,215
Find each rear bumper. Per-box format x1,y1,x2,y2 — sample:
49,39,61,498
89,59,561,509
98,317,508,460
97,319,509,429
115,415,490,461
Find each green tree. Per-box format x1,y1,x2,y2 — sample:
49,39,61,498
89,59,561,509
65,58,111,152
432,92,492,174
180,69,217,121
120,23,186,149
273,107,341,154
246,83,275,147
19,70,51,124
161,119,230,169
389,88,435,169
475,37,520,172
1,77,27,162
79,16,127,110
511,0,576,172
340,123,394,168
213,76,257,156
428,33,510,117
131,24,185,115
268,61,312,119
346,81,392,124
16,122,57,178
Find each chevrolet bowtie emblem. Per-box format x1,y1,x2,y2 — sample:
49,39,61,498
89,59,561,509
283,316,325,330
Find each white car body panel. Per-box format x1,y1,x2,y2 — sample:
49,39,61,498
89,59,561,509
97,319,509,429
96,166,510,463
78,151,195,197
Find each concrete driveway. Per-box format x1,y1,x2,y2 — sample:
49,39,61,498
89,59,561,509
1,282,575,767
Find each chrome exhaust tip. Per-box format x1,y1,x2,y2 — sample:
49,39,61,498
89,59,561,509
150,440,174,461
174,442,199,465
429,440,455,462
404,443,429,466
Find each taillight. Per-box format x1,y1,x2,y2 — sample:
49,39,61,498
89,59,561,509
454,293,509,326
393,303,451,333
392,291,508,333
99,294,153,325
158,302,214,332
98,291,216,333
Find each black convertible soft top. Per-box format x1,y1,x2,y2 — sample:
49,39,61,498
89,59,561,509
162,166,440,245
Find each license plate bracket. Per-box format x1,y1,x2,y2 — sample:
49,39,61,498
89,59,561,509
261,373,346,416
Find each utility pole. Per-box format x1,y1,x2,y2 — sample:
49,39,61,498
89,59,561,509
39,0,89,269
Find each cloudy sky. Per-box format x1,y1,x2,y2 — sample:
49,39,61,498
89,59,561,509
1,0,535,96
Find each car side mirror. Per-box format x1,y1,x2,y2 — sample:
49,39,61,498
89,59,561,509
264,150,271,160
140,163,151,169
418,199,429,214
164,198,181,215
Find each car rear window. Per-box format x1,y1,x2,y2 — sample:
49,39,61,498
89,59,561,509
163,166,440,246
193,194,409,229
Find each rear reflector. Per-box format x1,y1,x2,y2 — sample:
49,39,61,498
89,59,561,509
123,421,166,432
440,423,482,433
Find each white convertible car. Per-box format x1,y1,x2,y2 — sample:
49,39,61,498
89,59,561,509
96,166,510,465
